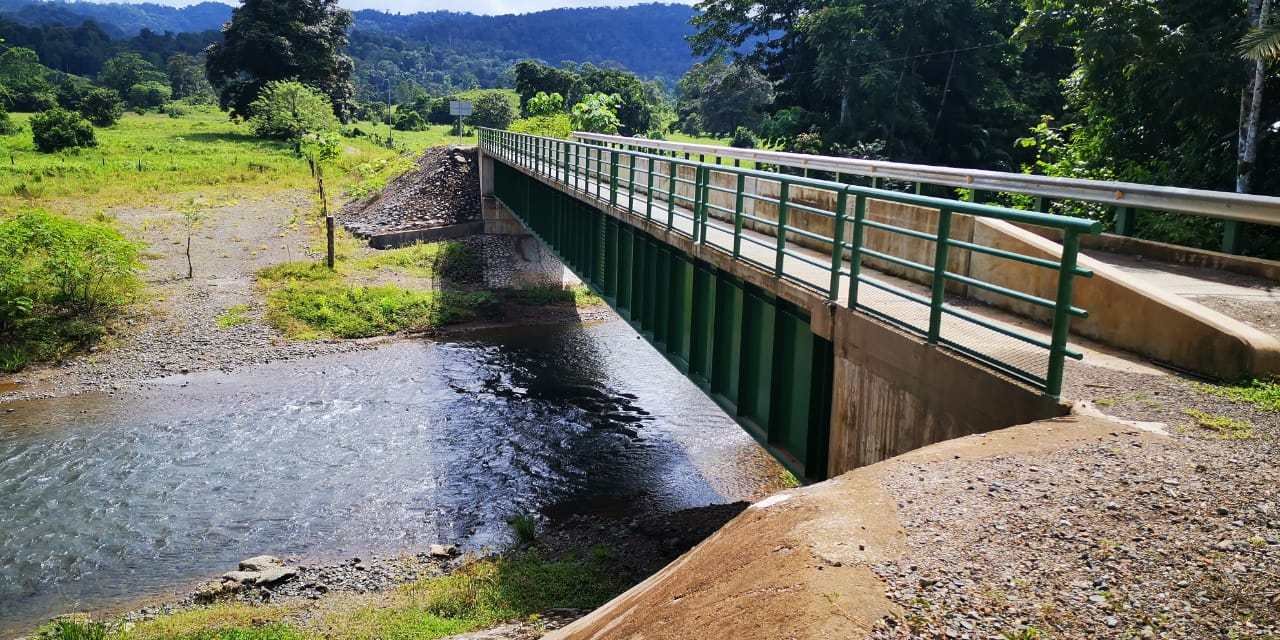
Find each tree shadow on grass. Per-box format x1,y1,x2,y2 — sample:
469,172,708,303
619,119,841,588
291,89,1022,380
175,131,283,147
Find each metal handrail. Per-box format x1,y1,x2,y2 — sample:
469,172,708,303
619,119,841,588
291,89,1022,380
479,128,1100,397
572,131,1280,229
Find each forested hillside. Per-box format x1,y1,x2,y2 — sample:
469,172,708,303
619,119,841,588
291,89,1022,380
0,1,698,91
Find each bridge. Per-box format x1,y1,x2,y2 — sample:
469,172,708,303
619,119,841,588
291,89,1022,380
476,128,1280,482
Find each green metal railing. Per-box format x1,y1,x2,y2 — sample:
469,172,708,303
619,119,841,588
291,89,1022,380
479,128,1102,398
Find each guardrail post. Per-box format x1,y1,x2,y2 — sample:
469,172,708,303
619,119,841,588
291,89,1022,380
1221,220,1241,254
829,190,848,299
847,194,867,309
667,160,677,229
733,173,745,258
1114,206,1135,236
609,150,619,207
1046,230,1082,398
927,208,953,343
645,158,655,220
775,182,790,276
627,152,636,214
1036,197,1053,213
699,166,711,244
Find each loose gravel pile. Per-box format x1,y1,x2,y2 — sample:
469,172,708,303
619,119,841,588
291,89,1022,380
341,146,480,237
870,427,1280,639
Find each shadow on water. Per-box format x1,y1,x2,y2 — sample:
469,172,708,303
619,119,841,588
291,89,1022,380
0,319,784,636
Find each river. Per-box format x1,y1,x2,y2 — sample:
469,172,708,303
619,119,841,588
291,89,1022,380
0,318,786,636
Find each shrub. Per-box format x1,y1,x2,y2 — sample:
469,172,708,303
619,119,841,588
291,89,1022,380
30,107,96,152
467,91,516,130
248,80,337,141
0,210,140,370
165,101,189,118
509,113,572,139
570,93,622,134
393,109,426,131
79,88,124,127
0,105,19,135
525,91,564,117
730,126,758,149
127,81,172,109
55,77,97,111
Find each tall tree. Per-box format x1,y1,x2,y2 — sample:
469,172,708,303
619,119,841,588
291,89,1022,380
677,55,773,135
205,0,355,121
691,0,1063,168
99,52,166,96
1238,0,1271,193
167,53,212,101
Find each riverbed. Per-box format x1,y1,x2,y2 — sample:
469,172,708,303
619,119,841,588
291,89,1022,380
0,318,786,636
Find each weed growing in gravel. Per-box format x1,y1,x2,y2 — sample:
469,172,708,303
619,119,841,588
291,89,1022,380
509,514,538,544
501,286,604,307
216,305,251,328
35,619,107,640
1198,379,1280,412
1184,409,1254,439
1000,628,1044,640
319,552,619,640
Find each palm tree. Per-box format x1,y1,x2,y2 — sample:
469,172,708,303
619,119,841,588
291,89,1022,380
1239,19,1280,61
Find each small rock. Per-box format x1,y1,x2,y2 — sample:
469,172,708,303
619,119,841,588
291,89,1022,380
222,570,259,584
430,544,459,558
253,566,298,585
240,555,283,571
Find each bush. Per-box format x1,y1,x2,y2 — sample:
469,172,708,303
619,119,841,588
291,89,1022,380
393,109,426,131
509,113,572,139
570,92,622,134
30,107,96,152
164,101,189,118
79,88,124,127
467,91,516,130
525,91,564,117
55,77,97,111
730,126,758,149
0,210,140,370
248,80,337,141
0,105,19,136
127,81,172,109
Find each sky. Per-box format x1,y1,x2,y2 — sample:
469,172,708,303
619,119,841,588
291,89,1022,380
105,0,696,14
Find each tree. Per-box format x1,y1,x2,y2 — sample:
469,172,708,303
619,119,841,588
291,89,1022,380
205,0,355,121
570,92,622,134
127,81,172,109
467,91,516,129
691,0,1063,168
300,131,340,217
79,88,124,126
677,55,773,135
526,91,564,117
179,199,206,280
572,64,658,136
1238,0,1272,194
30,107,95,152
99,53,165,96
0,47,55,111
1240,16,1280,60
247,80,338,140
513,60,579,111
167,53,212,101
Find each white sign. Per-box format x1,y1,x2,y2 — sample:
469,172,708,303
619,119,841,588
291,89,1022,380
449,100,473,117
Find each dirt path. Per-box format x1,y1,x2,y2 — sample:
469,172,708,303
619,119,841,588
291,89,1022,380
0,191,369,403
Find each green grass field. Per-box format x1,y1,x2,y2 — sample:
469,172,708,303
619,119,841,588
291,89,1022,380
0,107,459,218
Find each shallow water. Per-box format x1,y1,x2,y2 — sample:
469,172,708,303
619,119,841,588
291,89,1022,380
0,319,783,635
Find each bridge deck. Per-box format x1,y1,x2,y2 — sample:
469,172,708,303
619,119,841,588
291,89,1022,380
501,154,1057,386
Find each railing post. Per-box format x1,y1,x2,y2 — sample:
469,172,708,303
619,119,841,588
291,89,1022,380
627,151,636,214
698,166,710,244
1046,230,1082,398
1114,206,1135,236
609,150,619,207
927,208,953,343
847,194,867,309
1221,220,1241,254
645,157,655,220
829,189,848,299
733,173,745,258
667,160,677,229
775,181,790,276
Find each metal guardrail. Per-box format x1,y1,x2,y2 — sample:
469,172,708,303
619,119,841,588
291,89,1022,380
572,131,1280,253
480,128,1101,397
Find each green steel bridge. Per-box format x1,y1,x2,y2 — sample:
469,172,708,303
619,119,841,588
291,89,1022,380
476,128,1280,481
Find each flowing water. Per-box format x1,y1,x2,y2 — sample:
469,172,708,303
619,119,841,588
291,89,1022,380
0,319,785,635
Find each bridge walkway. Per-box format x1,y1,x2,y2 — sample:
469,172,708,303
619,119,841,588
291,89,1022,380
496,149,1062,387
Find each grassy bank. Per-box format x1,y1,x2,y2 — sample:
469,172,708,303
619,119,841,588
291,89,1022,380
258,239,604,341
37,552,619,640
0,108,452,218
